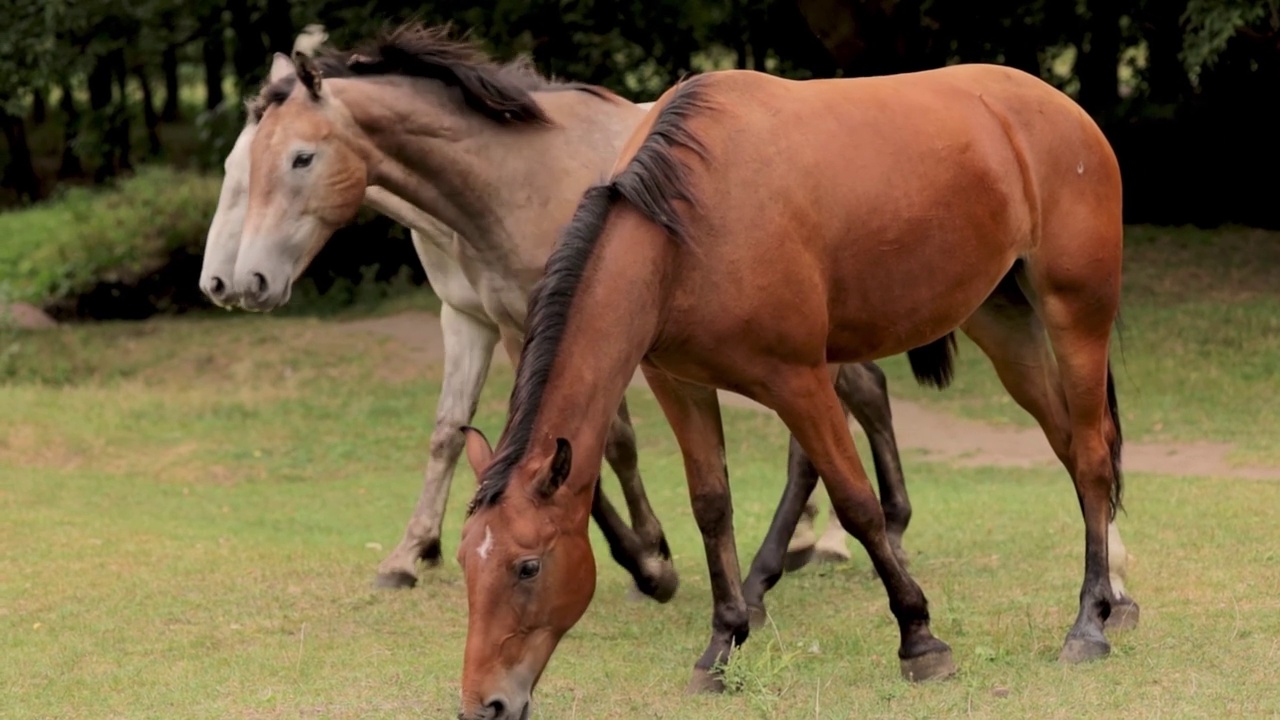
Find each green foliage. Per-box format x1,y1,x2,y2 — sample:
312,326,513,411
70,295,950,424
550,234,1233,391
0,166,219,306
1180,0,1279,83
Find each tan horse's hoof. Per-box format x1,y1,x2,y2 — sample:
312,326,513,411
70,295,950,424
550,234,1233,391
685,667,726,694
747,604,769,629
1105,599,1140,632
899,648,957,682
812,546,852,564
782,546,816,573
372,571,417,590
1058,636,1110,664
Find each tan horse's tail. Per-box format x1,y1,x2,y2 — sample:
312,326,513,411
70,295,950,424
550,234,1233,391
906,332,957,390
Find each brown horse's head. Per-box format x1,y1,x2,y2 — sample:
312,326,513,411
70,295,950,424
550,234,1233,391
236,52,367,312
455,427,596,720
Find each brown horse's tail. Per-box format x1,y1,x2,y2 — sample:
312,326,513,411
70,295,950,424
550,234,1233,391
1106,359,1124,517
906,332,957,390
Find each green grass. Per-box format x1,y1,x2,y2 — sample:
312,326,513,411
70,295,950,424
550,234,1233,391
874,225,1280,466
0,166,220,306
2,291,1279,718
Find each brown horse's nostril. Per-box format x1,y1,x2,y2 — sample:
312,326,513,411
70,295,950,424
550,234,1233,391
485,698,506,718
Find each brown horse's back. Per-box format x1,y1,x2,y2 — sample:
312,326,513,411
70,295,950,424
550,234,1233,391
646,65,1120,370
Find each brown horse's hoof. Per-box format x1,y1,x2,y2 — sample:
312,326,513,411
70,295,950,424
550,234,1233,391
747,604,769,629
1058,636,1110,664
685,667,726,695
1105,599,1140,632
899,648,957,682
783,546,816,573
372,571,418,590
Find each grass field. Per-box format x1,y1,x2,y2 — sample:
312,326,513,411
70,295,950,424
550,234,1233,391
2,225,1279,718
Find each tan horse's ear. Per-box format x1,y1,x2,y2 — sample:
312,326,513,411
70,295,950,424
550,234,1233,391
268,52,295,84
293,51,322,99
461,426,494,478
535,438,573,499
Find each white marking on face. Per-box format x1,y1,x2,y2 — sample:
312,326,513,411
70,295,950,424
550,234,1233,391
477,524,494,560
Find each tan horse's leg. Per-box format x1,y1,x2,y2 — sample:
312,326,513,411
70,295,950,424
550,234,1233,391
607,399,679,603
376,304,498,588
767,365,955,682
642,367,746,693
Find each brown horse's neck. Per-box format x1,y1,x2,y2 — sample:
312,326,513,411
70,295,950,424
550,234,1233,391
502,207,672,509
326,77,641,262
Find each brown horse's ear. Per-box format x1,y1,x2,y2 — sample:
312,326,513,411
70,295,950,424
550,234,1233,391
461,426,494,478
535,438,573,499
268,52,295,84
293,51,322,99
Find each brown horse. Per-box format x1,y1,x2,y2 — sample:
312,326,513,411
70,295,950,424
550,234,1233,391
456,64,1127,717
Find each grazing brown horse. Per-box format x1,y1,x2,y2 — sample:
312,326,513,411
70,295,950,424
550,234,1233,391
456,64,1127,717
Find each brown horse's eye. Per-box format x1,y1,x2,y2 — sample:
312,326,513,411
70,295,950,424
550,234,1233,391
517,559,540,580
292,152,314,169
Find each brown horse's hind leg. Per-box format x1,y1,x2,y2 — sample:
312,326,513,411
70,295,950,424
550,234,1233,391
1012,247,1124,663
769,366,955,682
642,367,748,694
962,271,1139,638
605,399,679,603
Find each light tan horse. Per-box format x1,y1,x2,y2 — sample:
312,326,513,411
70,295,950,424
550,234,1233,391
452,65,1131,718
218,25,1007,620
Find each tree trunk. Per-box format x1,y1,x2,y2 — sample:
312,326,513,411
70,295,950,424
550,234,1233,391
89,55,117,181
0,109,42,202
32,89,47,124
1142,0,1191,106
228,0,268,94
58,81,84,178
162,44,181,121
263,0,294,55
1077,0,1122,121
112,51,134,173
135,67,163,156
203,19,227,110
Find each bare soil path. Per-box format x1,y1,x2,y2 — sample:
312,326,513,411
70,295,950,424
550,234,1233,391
341,311,1280,480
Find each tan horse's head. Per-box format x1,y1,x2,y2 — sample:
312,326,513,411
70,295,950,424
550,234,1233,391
236,52,367,311
454,428,596,720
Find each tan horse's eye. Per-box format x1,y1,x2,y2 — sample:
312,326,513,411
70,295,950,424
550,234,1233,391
292,152,314,169
517,559,540,580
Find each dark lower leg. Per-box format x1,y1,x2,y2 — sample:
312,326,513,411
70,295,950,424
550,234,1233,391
1060,450,1118,662
642,370,749,693
837,362,911,566
774,370,953,681
603,400,678,602
589,477,677,601
742,435,822,626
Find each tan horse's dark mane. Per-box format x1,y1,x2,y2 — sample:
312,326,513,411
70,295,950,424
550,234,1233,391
468,76,714,513
248,22,616,124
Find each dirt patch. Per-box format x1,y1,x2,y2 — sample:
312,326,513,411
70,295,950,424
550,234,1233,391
340,310,1280,480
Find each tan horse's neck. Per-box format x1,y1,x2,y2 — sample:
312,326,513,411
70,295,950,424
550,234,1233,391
320,76,645,310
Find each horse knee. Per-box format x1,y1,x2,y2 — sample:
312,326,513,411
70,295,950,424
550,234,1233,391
429,419,466,462
690,485,732,536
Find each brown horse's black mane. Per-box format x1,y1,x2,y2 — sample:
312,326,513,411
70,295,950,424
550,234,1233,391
248,22,614,124
469,76,713,513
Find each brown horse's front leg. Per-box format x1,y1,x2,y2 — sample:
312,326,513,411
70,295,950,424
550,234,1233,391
770,366,955,682
643,366,748,694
